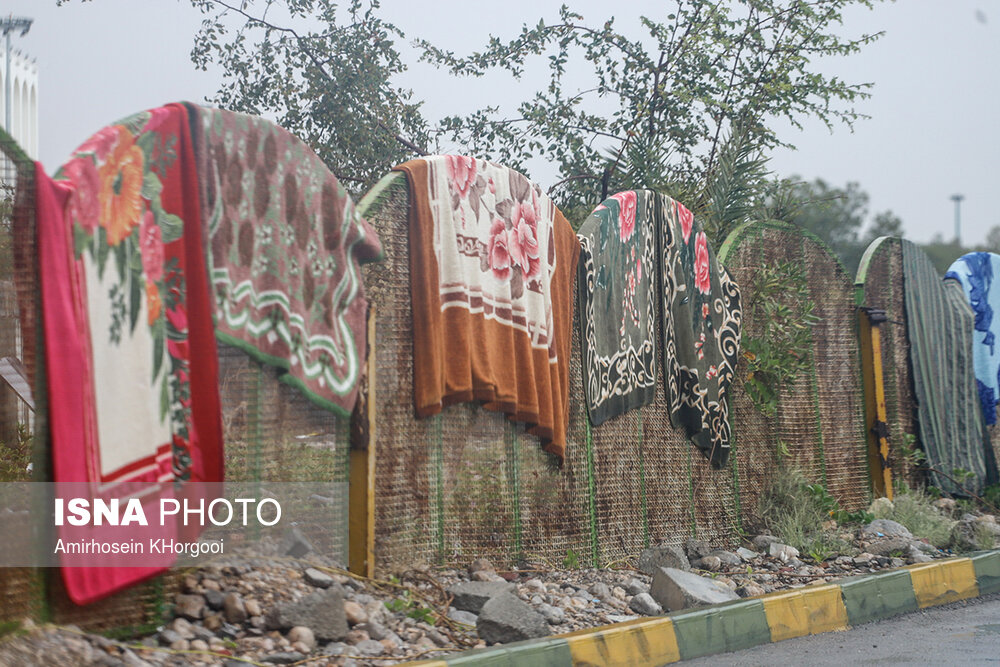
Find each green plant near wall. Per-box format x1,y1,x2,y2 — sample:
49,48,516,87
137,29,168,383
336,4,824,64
741,260,820,416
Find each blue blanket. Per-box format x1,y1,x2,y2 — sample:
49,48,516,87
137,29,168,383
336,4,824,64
946,252,1000,425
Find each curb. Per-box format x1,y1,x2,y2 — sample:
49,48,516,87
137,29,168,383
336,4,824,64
404,551,1000,666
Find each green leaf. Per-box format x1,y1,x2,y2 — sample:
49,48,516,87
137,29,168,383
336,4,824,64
159,373,170,422
128,273,142,333
152,327,164,382
96,228,110,280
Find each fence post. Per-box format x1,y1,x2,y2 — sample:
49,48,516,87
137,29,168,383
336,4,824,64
349,304,377,577
858,307,893,499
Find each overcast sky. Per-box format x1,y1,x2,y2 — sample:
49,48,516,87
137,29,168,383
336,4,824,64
6,0,999,247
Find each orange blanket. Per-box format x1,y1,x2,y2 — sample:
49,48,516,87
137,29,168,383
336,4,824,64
395,157,579,459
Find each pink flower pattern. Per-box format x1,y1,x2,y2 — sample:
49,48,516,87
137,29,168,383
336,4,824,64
139,211,165,283
487,218,512,281
508,200,541,279
694,231,711,295
446,155,477,199
611,190,637,242
64,158,101,232
677,201,694,244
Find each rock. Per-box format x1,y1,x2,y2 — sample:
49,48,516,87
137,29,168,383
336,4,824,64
624,578,649,596
736,583,765,598
865,536,913,557
288,626,316,650
158,630,183,646
355,639,385,656
304,568,335,589
169,639,189,652
649,567,739,611
224,592,248,624
628,592,663,616
174,594,205,620
447,608,478,626
606,613,640,624
345,628,370,644
169,618,195,639
468,558,497,577
708,550,742,567
365,621,395,641
522,578,546,594
537,603,566,625
684,538,713,561
447,580,516,614
291,641,313,654
343,600,368,626
204,589,225,611
736,547,759,561
951,520,984,551
868,497,895,518
612,586,627,600
283,526,315,558
189,639,209,652
245,599,263,617
638,544,690,575
692,556,722,572
590,581,613,602
862,519,913,540
934,497,958,514
262,653,305,665
890,558,905,568
751,535,781,551
266,586,347,642
202,578,221,592
322,641,349,656
477,594,549,643
768,543,800,561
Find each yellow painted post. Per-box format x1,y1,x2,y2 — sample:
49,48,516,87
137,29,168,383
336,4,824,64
349,305,377,577
858,307,893,499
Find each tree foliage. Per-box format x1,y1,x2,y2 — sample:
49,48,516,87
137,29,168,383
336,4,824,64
419,0,885,213
188,0,429,189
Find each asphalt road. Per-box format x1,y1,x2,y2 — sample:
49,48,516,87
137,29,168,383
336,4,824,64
683,592,1000,666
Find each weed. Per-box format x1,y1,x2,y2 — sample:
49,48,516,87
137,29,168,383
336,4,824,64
757,468,855,560
384,590,436,625
885,483,954,548
0,424,32,482
973,522,997,551
562,549,580,570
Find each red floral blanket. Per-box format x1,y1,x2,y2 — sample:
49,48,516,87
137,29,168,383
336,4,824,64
39,104,222,604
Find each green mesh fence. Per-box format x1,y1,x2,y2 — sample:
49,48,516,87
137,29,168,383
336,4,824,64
719,221,870,518
856,237,924,488
359,173,740,573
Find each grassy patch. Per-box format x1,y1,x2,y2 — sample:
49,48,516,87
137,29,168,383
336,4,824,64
0,424,32,482
757,468,855,560
884,484,954,548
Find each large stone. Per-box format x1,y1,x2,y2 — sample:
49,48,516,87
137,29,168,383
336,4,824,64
283,526,315,558
304,568,335,589
447,608,478,626
476,594,549,644
768,543,800,561
266,586,347,642
628,592,663,616
174,594,205,621
751,535,781,551
865,536,913,557
224,592,248,624
683,538,713,561
692,556,721,572
649,567,739,611
736,547,759,561
638,544,690,575
447,581,516,614
707,550,742,567
862,519,913,540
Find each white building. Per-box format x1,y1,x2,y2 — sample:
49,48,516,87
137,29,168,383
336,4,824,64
0,48,37,159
